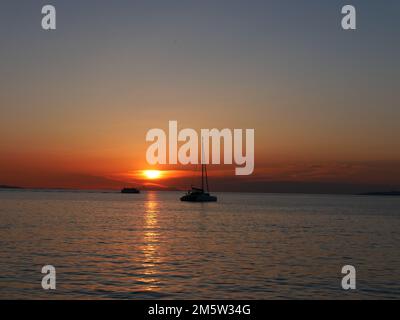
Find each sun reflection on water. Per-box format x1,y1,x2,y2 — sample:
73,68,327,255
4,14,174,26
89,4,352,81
139,192,162,292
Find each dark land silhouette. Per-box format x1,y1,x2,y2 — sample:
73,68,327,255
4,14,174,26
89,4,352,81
0,185,22,189
359,191,400,196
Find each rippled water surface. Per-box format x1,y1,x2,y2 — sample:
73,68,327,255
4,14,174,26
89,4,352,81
0,190,399,299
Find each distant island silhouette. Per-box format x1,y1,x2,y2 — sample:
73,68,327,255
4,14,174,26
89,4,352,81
359,191,400,196
0,185,22,189
1,183,400,196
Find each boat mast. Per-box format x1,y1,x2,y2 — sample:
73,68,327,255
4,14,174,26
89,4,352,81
201,138,204,191
205,162,209,193
201,164,204,191
201,137,209,193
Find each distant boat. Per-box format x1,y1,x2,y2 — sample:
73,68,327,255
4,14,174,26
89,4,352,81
181,140,217,202
121,187,140,194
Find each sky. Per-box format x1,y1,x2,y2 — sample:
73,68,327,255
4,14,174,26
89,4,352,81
0,0,399,193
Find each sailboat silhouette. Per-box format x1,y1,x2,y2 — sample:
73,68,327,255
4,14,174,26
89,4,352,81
180,138,217,202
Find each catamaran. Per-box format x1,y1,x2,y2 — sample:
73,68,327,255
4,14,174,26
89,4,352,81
180,140,217,202
180,163,217,202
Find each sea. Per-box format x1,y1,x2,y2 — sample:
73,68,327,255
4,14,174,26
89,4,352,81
0,190,399,299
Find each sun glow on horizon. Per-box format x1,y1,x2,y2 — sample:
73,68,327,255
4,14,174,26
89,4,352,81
143,170,162,180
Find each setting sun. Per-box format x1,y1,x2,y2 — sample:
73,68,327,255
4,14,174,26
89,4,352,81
143,170,162,180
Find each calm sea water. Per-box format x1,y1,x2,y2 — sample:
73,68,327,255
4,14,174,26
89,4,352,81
0,190,399,299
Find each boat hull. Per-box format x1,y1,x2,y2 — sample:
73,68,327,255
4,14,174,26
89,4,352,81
180,194,217,202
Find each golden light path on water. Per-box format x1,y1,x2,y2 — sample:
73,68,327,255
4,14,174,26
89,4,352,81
139,192,162,292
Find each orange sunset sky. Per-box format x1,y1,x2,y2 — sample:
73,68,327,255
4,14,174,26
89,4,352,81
1,1,399,193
